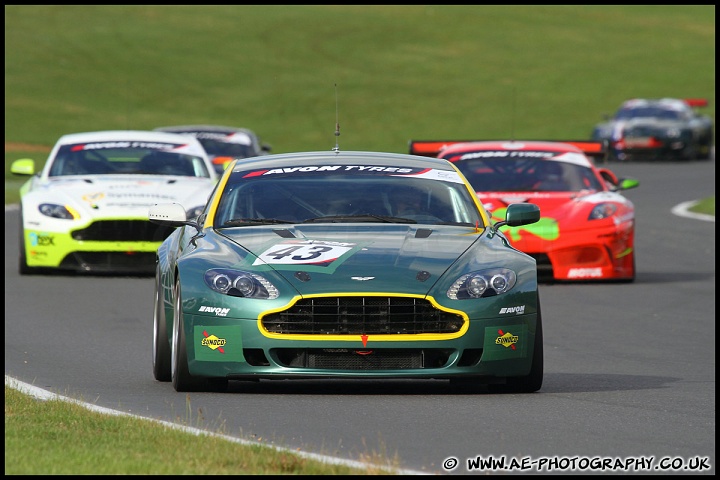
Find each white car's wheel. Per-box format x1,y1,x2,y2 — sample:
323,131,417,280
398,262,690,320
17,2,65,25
18,210,38,275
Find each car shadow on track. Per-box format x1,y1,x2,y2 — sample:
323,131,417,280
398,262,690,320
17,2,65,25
201,373,678,395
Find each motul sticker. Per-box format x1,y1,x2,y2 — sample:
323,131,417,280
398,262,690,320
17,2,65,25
567,268,603,278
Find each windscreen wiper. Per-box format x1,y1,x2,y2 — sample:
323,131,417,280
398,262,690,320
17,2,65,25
221,218,295,227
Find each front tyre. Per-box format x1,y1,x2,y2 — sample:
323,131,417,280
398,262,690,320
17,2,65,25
697,132,713,160
494,294,544,393
171,278,207,392
618,252,636,283
451,294,544,394
152,265,171,381
18,210,41,275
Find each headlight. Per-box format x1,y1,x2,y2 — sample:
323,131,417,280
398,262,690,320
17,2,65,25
204,268,279,299
38,203,79,220
588,203,617,220
447,268,517,299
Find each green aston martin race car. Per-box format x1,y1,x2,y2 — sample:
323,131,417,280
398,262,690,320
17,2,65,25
149,149,543,393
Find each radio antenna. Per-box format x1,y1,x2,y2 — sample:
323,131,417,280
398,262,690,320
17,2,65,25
510,86,516,141
333,83,340,153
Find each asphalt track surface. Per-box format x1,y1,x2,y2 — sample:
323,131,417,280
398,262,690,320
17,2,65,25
5,159,715,475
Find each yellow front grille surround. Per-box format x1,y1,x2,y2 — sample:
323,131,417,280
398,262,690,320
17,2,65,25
258,293,469,342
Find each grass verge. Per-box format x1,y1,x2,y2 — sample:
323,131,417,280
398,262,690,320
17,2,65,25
4,384,404,475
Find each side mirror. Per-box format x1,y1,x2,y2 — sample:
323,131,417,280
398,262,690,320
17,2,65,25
618,178,640,191
149,203,192,227
598,168,639,191
598,168,619,186
493,203,540,231
11,159,35,176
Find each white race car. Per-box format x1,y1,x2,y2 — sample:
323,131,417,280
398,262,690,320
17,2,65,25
11,130,220,275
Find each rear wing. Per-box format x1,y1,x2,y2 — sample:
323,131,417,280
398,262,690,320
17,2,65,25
409,139,609,160
683,98,709,108
409,140,467,157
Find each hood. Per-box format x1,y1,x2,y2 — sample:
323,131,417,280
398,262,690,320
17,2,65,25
478,190,625,221
479,191,593,239
44,175,214,216
219,224,481,295
477,190,627,246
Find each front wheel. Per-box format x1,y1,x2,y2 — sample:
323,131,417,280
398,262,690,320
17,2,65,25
697,133,713,160
493,294,544,393
171,279,208,392
18,210,41,275
451,294,544,394
152,265,171,381
618,253,636,283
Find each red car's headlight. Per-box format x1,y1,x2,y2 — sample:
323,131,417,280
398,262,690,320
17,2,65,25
588,203,618,220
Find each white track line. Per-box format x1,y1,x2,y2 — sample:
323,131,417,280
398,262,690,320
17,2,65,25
5,375,432,475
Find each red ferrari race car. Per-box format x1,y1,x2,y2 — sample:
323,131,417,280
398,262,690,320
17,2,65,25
410,139,640,282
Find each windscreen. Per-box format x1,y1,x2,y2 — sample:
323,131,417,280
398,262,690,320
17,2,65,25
48,143,211,178
441,152,603,193
214,166,483,226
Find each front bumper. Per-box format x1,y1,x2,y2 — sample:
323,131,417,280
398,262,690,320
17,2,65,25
23,228,163,273
184,313,539,381
613,138,693,161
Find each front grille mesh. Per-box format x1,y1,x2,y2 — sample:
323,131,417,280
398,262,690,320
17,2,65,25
262,296,464,335
59,251,157,273
274,348,454,370
71,220,174,242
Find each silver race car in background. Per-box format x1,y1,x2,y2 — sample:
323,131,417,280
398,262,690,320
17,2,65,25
591,98,713,161
154,125,271,173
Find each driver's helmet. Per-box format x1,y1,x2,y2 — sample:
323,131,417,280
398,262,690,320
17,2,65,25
392,186,426,216
536,160,563,178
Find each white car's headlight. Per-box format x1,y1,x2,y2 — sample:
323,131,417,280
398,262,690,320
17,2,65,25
204,268,279,299
38,203,79,220
447,268,517,299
